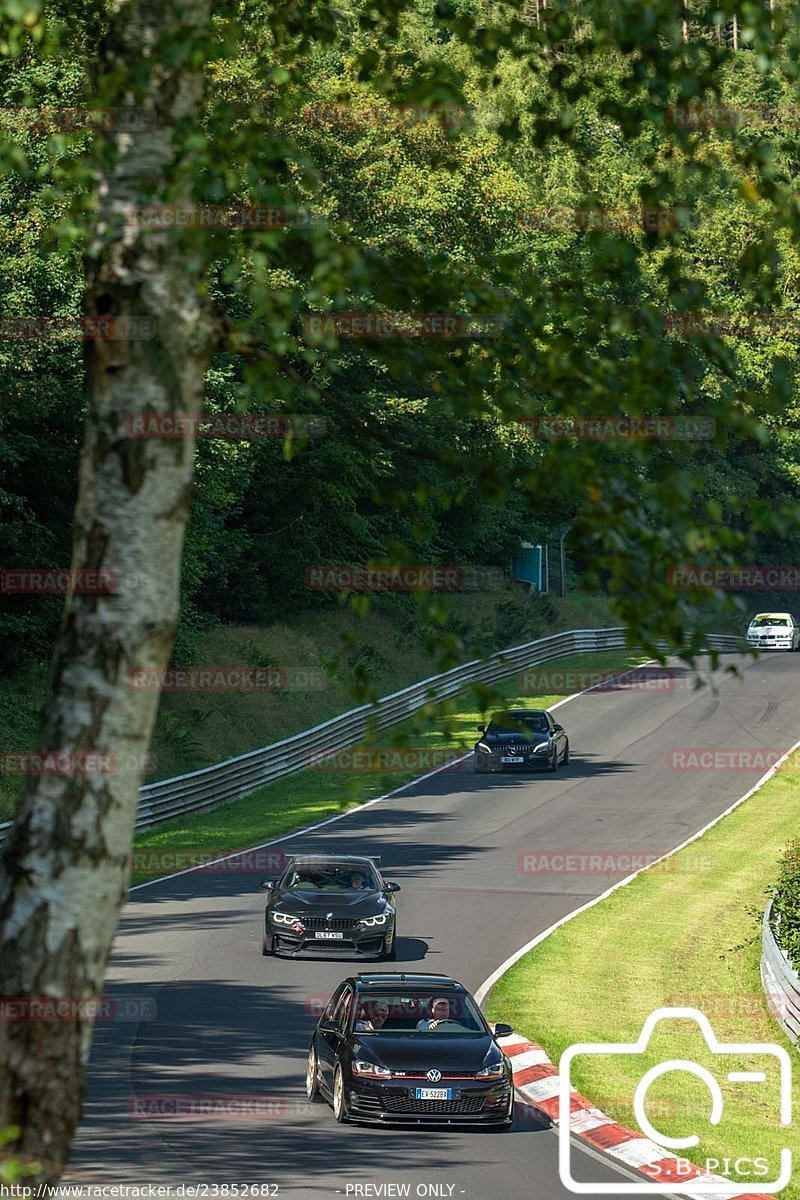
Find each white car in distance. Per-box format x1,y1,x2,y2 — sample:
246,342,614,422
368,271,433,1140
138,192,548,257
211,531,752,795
746,612,800,652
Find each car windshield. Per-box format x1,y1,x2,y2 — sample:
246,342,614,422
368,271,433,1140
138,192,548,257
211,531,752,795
751,617,789,627
486,711,549,735
281,863,380,891
353,993,486,1035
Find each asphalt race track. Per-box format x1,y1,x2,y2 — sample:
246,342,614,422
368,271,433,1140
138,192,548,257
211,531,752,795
66,653,800,1199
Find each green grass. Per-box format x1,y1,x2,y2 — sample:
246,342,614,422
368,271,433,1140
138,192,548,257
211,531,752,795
129,647,646,886
486,751,800,1198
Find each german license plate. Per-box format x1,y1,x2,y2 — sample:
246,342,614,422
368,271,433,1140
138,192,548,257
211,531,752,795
314,931,343,940
415,1087,452,1101
501,756,523,763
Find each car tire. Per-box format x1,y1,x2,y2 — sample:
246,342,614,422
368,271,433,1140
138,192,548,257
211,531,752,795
262,930,273,956
306,1045,321,1102
333,1066,350,1124
383,935,397,961
561,739,570,766
547,747,558,773
474,756,486,774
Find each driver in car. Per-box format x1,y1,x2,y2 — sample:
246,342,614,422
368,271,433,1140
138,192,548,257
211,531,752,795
416,998,458,1030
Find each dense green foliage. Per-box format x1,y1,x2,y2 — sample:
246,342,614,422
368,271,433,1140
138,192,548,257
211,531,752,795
2,0,800,677
772,838,800,970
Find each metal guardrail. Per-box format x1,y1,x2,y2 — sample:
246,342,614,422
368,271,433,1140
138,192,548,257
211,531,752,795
761,900,800,1045
0,627,741,847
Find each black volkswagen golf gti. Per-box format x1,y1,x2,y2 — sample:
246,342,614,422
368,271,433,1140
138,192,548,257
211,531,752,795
261,854,400,959
306,973,515,1126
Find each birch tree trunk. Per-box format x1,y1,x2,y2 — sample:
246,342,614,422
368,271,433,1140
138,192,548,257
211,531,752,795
0,0,218,1179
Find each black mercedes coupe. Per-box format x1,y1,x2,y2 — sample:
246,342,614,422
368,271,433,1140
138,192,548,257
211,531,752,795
473,709,569,773
260,854,400,959
305,972,515,1126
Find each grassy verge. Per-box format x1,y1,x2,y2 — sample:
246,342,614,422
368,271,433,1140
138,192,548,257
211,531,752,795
486,751,800,1198
129,647,646,886
0,589,618,823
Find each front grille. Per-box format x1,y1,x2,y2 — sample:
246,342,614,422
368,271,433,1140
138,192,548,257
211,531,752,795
302,917,357,931
394,1072,478,1081
378,1090,486,1116
299,940,356,952
505,746,543,756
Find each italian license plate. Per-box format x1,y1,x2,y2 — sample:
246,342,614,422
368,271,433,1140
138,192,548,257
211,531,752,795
501,756,523,764
415,1087,452,1101
314,931,343,940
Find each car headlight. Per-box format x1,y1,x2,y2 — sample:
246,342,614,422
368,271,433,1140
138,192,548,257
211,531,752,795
271,911,303,926
533,741,550,753
477,743,494,754
360,912,390,927
353,1060,392,1078
476,1062,506,1079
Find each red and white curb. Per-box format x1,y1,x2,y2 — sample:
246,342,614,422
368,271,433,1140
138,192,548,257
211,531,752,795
503,1034,773,1200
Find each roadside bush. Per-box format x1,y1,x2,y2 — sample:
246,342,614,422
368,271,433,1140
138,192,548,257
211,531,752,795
771,839,800,971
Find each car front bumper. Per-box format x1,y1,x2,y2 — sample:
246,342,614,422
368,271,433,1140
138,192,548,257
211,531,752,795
747,638,793,650
477,751,553,771
345,1078,514,1125
269,926,393,958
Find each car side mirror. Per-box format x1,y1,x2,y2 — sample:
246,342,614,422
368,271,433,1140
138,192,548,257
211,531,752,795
318,1017,338,1032
494,1022,514,1038
259,880,274,890
383,881,401,893
553,723,564,732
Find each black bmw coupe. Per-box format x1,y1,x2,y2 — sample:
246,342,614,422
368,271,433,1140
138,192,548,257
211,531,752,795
306,972,515,1126
261,854,400,959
